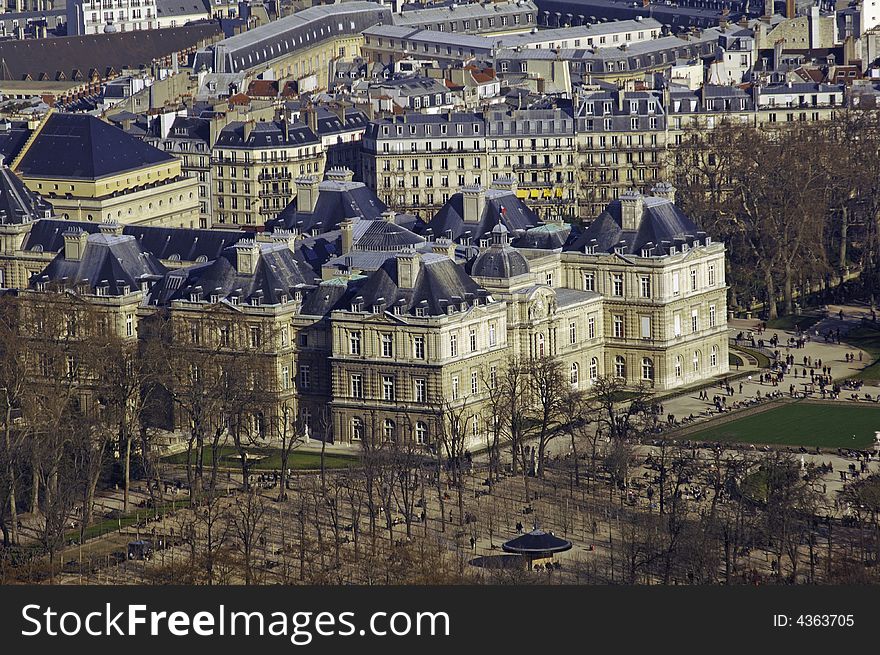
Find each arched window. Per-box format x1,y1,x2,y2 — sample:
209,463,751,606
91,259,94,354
415,421,427,444
350,417,363,441
383,418,396,441
614,355,626,379
537,332,545,357
710,345,718,367
641,357,654,381
589,357,598,381
570,362,579,387
675,355,682,377
692,350,700,373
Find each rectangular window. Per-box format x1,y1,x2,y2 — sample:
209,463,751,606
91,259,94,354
471,371,478,395
640,316,651,340
489,365,497,389
382,375,395,401
414,378,427,403
381,333,393,357
249,326,261,348
612,273,624,297
640,276,651,298
349,331,361,355
350,374,363,398
469,328,477,352
282,366,290,390
300,365,311,390
613,315,624,338
450,333,458,357
583,271,595,292
588,316,596,339
451,375,459,400
569,322,577,344
690,268,698,291
691,310,699,333
413,335,425,359
488,323,497,347
672,272,680,295
709,304,717,328
674,314,681,337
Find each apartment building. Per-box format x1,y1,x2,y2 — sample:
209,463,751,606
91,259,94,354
211,118,324,228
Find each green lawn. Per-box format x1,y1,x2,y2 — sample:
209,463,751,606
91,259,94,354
766,314,824,331
843,325,880,382
729,352,744,368
161,447,358,470
684,402,880,449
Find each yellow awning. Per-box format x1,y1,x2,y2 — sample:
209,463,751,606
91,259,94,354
515,189,529,199
555,188,564,198
529,189,541,198
542,189,553,198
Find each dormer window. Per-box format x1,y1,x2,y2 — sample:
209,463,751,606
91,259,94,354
231,296,240,306
351,301,362,312
415,307,426,317
210,294,220,304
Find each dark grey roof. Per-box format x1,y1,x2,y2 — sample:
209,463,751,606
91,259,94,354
502,529,572,555
565,192,705,255
155,0,210,17
21,219,249,261
166,116,212,143
513,222,574,250
0,166,53,225
150,240,317,306
34,231,167,295
469,244,530,278
0,123,31,162
327,251,492,317
352,220,425,250
267,180,387,233
0,23,223,82
314,106,369,136
426,187,540,243
15,113,176,180
215,120,318,148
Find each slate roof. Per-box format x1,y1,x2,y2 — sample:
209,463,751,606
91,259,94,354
426,187,540,243
565,192,706,256
150,240,318,306
34,230,167,295
15,113,176,180
469,244,530,278
215,120,319,148
266,180,388,233
0,23,223,82
21,219,249,261
155,0,210,18
308,251,491,318
0,166,53,225
352,220,425,251
314,106,370,136
512,222,575,250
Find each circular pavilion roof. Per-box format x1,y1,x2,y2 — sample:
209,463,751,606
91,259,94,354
501,529,572,556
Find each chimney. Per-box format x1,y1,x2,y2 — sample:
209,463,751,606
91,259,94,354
63,228,89,261
461,184,486,223
490,175,517,193
98,220,123,236
619,189,644,231
243,119,255,142
295,176,320,213
281,117,290,142
786,0,795,19
234,239,260,275
650,182,676,204
432,237,457,259
304,106,318,135
382,210,396,223
271,228,297,250
395,249,421,289
325,167,355,183
340,219,354,254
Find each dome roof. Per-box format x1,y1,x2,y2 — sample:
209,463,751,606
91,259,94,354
470,244,529,278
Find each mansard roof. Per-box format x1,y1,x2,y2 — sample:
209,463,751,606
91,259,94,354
0,166,53,225
266,179,388,233
34,230,166,294
426,186,540,243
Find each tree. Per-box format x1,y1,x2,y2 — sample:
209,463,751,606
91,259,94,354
228,489,268,585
